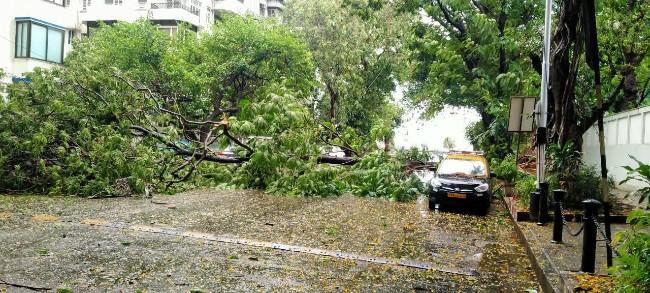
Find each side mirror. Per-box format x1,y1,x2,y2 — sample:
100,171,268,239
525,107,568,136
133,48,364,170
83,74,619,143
490,172,497,178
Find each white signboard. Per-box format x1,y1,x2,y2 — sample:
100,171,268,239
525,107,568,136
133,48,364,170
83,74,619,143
508,96,537,132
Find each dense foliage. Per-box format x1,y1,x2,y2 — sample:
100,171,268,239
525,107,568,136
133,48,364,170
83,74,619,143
613,160,649,291
620,156,650,208
283,0,410,138
491,155,519,183
611,209,650,293
0,17,425,200
398,0,543,160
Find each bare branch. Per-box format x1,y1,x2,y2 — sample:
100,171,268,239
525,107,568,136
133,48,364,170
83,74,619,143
130,125,249,164
581,79,626,132
113,72,227,127
223,128,254,157
433,0,467,39
318,122,360,157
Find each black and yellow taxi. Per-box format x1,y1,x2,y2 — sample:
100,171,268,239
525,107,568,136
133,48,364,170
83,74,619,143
428,151,493,214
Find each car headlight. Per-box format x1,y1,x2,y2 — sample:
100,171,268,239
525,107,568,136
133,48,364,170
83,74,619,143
430,178,442,191
474,183,489,193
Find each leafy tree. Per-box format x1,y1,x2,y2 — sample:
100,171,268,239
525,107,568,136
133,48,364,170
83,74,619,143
395,0,543,160
599,0,650,112
442,137,456,150
283,0,412,136
0,18,316,195
549,0,649,148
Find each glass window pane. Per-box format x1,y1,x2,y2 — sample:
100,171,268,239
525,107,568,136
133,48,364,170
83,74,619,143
47,29,63,63
30,24,47,60
15,22,28,57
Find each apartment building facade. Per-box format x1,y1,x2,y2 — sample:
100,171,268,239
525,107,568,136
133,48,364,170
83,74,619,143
1,0,284,85
0,0,78,83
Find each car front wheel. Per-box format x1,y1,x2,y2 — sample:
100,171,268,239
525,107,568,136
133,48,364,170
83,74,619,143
428,195,437,210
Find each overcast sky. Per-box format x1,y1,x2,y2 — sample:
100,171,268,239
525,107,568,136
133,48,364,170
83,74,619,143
392,86,480,152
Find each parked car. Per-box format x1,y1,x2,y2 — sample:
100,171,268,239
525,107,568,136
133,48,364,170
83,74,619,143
428,151,494,214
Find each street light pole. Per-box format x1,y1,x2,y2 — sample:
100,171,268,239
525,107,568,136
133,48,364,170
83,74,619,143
536,0,553,225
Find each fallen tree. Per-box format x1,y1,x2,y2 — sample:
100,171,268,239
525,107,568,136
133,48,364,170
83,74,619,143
1,18,423,200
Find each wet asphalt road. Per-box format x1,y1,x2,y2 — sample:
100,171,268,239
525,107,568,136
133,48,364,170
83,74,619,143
0,190,538,292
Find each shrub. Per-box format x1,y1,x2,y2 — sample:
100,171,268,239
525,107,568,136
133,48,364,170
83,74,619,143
620,156,650,209
346,152,423,201
515,174,536,207
395,146,433,163
547,165,610,207
547,142,582,184
610,209,650,292
293,166,344,197
492,154,518,182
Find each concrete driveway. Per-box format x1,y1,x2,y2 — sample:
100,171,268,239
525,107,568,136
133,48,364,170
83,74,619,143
0,190,538,292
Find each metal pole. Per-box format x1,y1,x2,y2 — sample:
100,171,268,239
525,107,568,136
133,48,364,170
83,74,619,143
581,199,601,273
529,191,540,221
537,182,550,225
552,189,566,243
515,132,521,164
536,0,552,191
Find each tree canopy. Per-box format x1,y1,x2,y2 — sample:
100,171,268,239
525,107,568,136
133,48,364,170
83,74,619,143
283,0,412,138
0,17,424,200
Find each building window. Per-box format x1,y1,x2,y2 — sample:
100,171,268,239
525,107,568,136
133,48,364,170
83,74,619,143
83,0,92,10
15,21,65,63
259,4,266,16
158,26,178,37
105,0,123,5
15,22,28,58
138,0,147,8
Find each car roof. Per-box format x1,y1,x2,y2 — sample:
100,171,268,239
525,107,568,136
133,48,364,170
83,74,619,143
444,153,490,171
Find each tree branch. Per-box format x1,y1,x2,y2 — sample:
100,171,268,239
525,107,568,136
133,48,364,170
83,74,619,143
433,0,467,39
130,125,249,164
223,128,254,157
581,79,626,132
319,122,360,157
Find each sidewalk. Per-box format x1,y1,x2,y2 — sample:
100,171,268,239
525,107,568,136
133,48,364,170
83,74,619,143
514,218,626,292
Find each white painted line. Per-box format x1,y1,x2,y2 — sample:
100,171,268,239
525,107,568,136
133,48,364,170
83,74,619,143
82,221,478,276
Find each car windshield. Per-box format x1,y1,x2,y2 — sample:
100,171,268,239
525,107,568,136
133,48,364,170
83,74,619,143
437,158,487,178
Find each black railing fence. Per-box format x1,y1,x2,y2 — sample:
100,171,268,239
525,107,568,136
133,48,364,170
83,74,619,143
550,190,618,273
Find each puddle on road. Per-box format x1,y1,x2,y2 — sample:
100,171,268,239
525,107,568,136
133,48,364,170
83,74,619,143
31,214,60,222
0,212,12,220
416,194,430,218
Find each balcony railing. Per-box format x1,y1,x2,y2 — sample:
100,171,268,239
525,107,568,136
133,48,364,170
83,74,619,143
150,1,201,16
43,0,67,7
267,0,284,7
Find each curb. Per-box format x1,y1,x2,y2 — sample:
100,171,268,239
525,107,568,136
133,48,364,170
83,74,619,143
504,197,628,223
502,196,558,293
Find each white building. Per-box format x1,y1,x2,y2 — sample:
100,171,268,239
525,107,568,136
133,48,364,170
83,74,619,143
0,0,78,84
79,0,213,36
1,0,284,86
213,0,284,18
